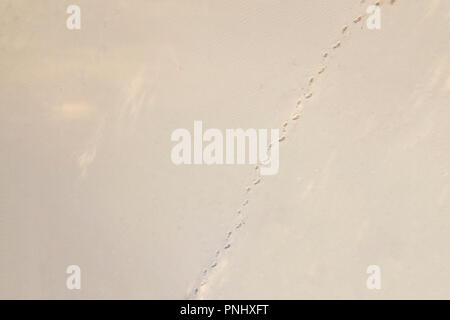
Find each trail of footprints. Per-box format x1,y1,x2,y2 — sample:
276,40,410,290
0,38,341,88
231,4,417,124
189,0,394,299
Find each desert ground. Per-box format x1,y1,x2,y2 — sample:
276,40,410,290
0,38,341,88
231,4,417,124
0,0,449,299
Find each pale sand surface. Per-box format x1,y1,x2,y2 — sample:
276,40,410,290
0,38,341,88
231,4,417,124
0,0,449,299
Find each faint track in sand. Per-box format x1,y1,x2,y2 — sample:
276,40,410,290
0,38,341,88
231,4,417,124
187,0,396,299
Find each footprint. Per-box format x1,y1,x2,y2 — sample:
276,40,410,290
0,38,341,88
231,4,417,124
282,121,288,128
308,77,314,85
279,136,286,142
353,16,362,23
291,113,300,120
342,25,348,34
296,99,302,106
323,52,328,58
318,66,326,74
235,223,242,229
226,231,232,238
333,41,341,49
242,199,249,206
224,244,231,249
211,262,217,268
245,186,251,192
305,92,313,99
253,178,261,185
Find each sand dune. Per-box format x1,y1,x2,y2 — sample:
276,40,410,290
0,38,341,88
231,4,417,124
0,0,449,299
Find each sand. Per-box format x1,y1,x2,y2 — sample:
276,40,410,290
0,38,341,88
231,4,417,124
0,0,449,299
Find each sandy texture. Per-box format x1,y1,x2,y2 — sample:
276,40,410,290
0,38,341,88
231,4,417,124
0,0,449,299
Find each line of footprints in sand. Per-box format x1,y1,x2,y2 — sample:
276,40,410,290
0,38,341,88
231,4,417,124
190,0,395,298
